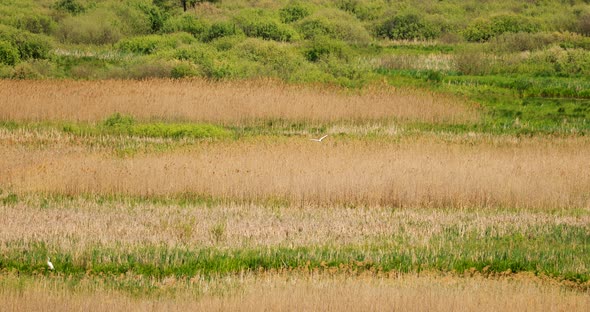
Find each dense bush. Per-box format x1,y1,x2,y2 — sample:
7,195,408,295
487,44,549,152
0,40,20,65
55,10,122,45
171,61,200,78
203,22,241,42
235,38,305,79
235,10,298,42
13,14,56,35
163,14,208,37
487,32,558,53
117,33,195,54
376,13,440,40
303,36,351,62
53,0,87,15
0,25,52,60
464,15,539,42
296,9,371,44
108,0,156,36
336,0,381,21
528,47,590,77
279,3,312,23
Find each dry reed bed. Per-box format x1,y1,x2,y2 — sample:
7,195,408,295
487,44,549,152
1,272,588,312
2,138,589,209
1,200,586,249
0,79,477,124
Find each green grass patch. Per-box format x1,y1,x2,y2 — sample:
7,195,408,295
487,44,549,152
2,222,588,286
61,113,231,139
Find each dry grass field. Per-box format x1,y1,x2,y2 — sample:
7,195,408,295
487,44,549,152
1,272,588,312
1,135,589,209
0,79,589,311
0,79,477,124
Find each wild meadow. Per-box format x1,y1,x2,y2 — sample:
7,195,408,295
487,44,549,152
1,0,590,311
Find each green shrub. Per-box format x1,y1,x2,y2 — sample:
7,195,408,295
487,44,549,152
109,2,154,35
0,25,52,60
296,9,371,44
0,40,20,65
163,14,209,37
235,10,298,42
203,22,240,42
104,113,135,127
235,38,305,79
303,36,351,62
279,3,311,23
11,62,41,79
14,14,56,35
488,32,558,53
101,113,230,139
53,0,86,15
464,15,539,42
54,9,124,44
376,13,440,40
579,12,590,36
336,0,381,21
171,61,200,78
528,47,590,77
117,33,195,54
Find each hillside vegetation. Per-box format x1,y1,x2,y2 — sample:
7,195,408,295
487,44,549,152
1,0,590,134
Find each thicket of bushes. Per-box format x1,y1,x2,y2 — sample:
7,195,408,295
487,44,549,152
0,0,589,84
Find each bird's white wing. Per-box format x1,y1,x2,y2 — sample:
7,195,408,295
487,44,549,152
319,135,328,141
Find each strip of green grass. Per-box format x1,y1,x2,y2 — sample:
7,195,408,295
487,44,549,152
2,223,588,285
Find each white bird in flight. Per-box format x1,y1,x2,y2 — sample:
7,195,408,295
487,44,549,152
47,258,54,270
310,135,328,142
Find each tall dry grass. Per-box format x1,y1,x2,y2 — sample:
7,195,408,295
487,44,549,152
2,136,589,209
0,272,588,312
2,198,586,249
0,79,477,124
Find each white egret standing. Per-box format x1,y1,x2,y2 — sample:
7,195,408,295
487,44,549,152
47,258,54,270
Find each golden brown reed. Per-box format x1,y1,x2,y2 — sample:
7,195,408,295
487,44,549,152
0,79,477,123
2,136,589,209
1,272,588,312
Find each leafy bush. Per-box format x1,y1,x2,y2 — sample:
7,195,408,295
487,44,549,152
579,12,590,36
53,0,86,15
280,3,311,23
104,113,135,127
117,33,195,54
528,46,590,77
487,32,558,53
203,22,241,42
0,25,52,60
163,14,209,37
55,12,122,45
376,13,440,40
296,9,371,44
464,15,539,42
108,2,154,35
235,10,298,42
0,40,20,65
171,61,200,78
235,38,305,79
11,62,41,79
303,36,351,62
336,0,381,21
13,14,56,35
102,113,230,139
